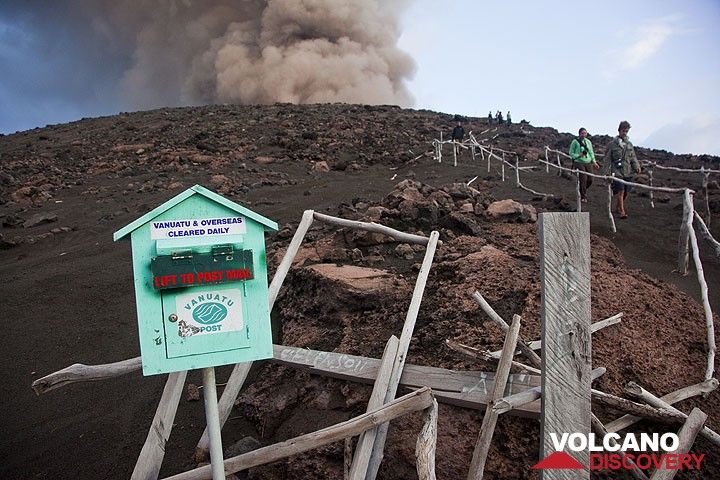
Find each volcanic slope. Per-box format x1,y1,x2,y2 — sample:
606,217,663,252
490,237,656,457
1,103,719,479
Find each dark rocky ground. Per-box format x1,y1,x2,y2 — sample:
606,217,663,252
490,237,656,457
1,103,719,479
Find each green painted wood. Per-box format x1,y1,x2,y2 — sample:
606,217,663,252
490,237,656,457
125,191,274,375
114,185,278,241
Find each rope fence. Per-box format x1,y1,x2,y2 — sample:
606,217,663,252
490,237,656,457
431,135,719,381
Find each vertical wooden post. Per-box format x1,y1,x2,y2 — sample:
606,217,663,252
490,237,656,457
487,147,492,172
607,174,617,233
538,213,592,480
202,367,225,480
678,189,692,275
439,132,443,163
702,168,711,225
471,145,476,161
556,152,562,176
545,147,550,173
649,167,655,208
575,170,582,212
515,158,520,188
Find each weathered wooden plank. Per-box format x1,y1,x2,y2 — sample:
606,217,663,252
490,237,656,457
273,344,539,395
131,371,187,480
539,212,592,480
348,336,400,480
649,408,707,480
466,314,522,480
161,388,435,480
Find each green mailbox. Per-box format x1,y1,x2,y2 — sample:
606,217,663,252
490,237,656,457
114,185,278,375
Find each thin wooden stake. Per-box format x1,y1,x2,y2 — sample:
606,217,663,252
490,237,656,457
365,231,440,480
649,408,707,480
466,315,522,480
131,371,187,480
702,167,711,225
677,189,692,275
649,167,655,208
348,336,400,480
606,378,718,433
471,291,541,367
687,207,717,380
624,382,720,446
591,414,649,480
202,368,225,480
608,174,617,233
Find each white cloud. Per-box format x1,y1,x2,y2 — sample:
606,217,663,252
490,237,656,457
624,21,675,69
642,114,720,156
602,15,686,78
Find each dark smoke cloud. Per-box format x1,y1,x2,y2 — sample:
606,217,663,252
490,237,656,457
1,0,415,129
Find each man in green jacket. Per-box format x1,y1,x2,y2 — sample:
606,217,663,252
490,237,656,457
602,120,641,219
569,127,599,202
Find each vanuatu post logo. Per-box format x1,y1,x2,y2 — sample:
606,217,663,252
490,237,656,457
192,302,228,324
175,289,244,337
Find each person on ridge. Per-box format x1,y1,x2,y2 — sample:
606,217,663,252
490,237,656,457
496,110,503,124
488,111,493,124
602,120,641,219
451,120,465,157
506,111,512,125
569,127,599,203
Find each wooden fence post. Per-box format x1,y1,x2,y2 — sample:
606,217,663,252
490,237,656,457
678,189,692,275
538,213,592,479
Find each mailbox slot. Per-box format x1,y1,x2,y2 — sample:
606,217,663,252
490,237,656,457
151,244,254,290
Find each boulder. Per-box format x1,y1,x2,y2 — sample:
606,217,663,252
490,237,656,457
306,264,405,292
486,199,537,223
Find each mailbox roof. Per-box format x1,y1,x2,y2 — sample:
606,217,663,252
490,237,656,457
113,184,278,241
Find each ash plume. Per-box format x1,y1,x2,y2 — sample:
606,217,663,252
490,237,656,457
2,0,415,113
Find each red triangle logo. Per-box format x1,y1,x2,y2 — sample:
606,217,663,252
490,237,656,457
532,451,585,470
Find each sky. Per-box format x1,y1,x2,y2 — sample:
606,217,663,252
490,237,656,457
1,0,719,156
398,0,720,155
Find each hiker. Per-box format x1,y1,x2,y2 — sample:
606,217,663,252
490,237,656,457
506,111,512,125
569,127,599,203
451,120,465,157
488,111,493,124
496,110,503,124
602,120,641,218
